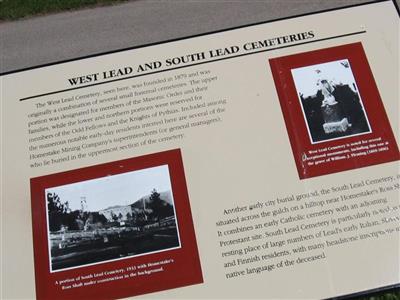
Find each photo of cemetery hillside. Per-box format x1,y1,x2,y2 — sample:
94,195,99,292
47,180,180,271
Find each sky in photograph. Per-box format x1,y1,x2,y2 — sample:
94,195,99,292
291,59,358,98
46,165,172,212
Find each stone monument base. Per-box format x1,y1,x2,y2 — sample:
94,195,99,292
323,118,351,134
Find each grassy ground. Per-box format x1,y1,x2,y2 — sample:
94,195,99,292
0,0,129,21
357,290,400,300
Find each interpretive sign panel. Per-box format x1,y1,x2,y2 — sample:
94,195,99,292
1,1,399,299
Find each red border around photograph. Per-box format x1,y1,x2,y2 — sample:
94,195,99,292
30,149,203,300
269,42,399,179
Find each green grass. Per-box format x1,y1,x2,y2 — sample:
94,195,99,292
354,289,400,300
0,0,129,21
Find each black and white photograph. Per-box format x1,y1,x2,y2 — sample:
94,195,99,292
291,59,371,144
45,165,180,272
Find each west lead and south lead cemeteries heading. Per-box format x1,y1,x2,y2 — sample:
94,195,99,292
66,31,315,86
